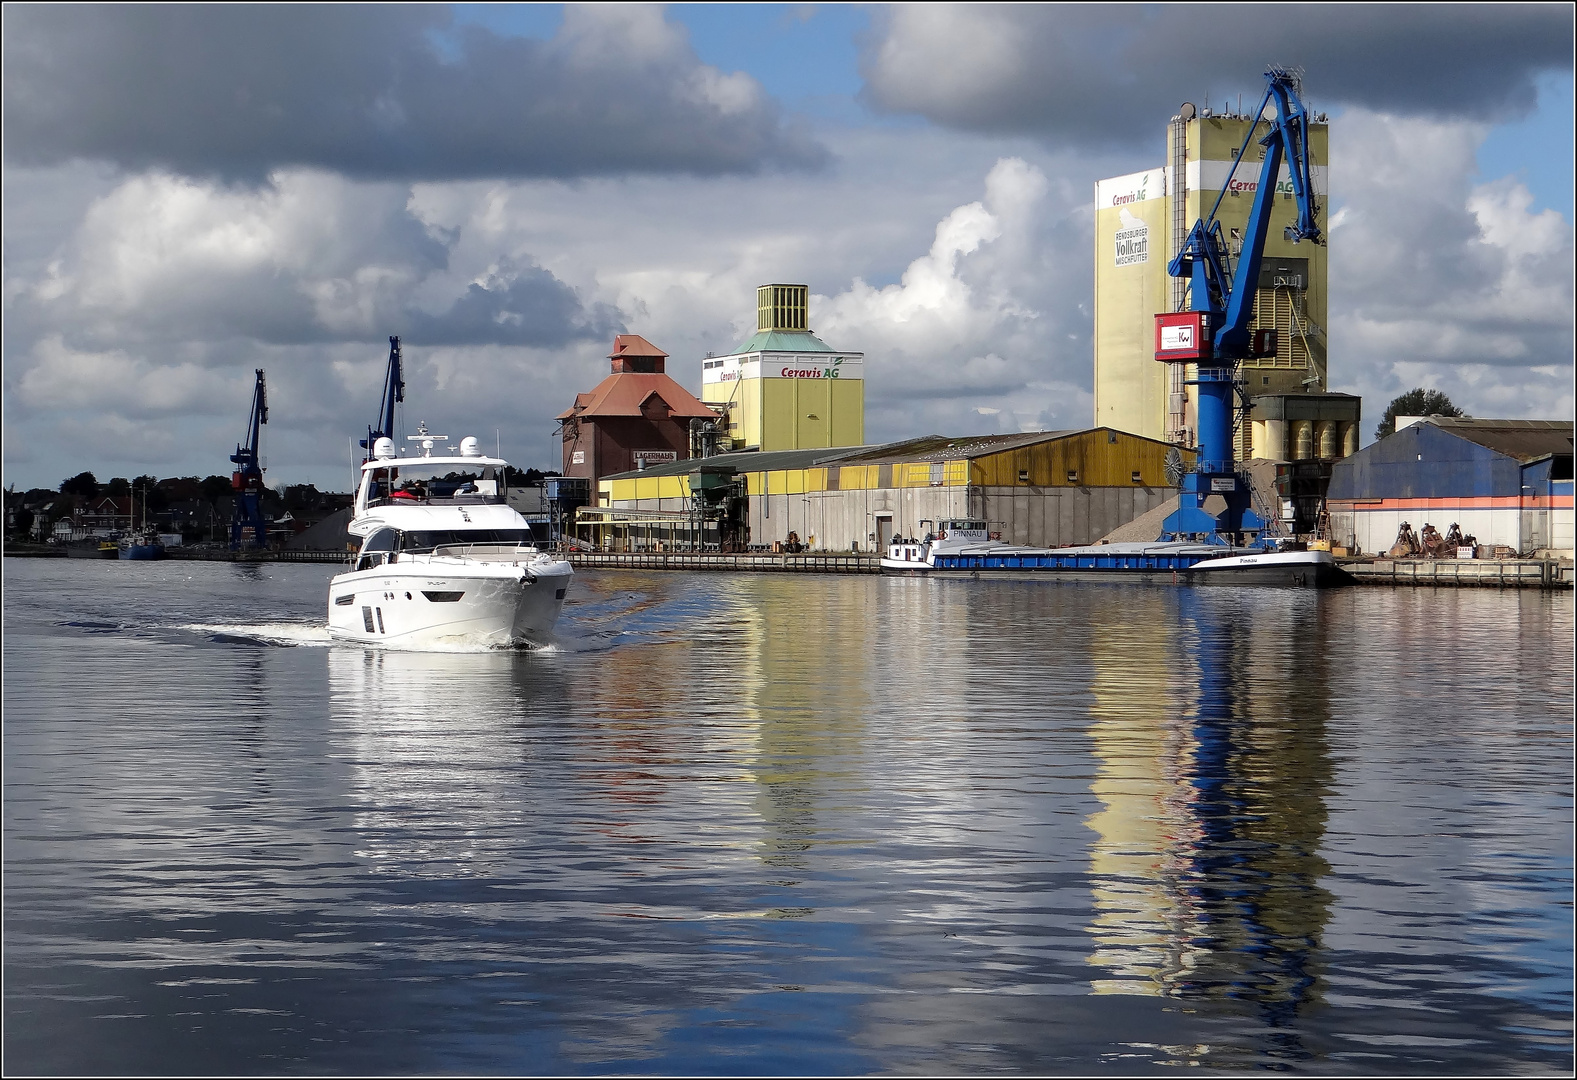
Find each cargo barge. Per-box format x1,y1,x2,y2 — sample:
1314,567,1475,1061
882,520,1347,588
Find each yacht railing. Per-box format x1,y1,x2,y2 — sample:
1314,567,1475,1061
423,543,540,560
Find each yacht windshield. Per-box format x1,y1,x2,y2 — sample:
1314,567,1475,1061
402,529,534,552
364,464,505,508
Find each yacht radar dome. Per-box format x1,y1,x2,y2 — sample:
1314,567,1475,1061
373,436,396,459
459,436,481,457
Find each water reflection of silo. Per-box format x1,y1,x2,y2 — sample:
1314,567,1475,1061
1084,589,1201,995
742,577,877,877
1084,590,1334,1031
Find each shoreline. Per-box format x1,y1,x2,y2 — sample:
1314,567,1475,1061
7,544,1571,588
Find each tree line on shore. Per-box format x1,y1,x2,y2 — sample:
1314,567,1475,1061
5,466,556,542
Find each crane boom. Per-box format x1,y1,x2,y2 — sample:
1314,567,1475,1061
361,336,404,452
1157,67,1323,544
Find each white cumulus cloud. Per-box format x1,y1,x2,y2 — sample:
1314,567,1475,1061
1328,108,1574,429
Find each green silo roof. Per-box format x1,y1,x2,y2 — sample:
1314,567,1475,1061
732,329,839,353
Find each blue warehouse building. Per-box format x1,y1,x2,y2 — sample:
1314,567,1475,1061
1327,417,1574,557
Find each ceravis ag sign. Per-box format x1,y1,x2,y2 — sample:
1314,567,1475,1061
1187,159,1329,200
778,355,850,379
702,352,864,384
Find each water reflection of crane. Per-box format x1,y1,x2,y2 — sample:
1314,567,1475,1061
1178,589,1332,1034
1085,589,1333,1043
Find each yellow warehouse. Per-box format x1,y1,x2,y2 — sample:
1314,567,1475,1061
593,428,1190,552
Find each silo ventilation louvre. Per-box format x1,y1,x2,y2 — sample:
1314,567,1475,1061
758,284,808,332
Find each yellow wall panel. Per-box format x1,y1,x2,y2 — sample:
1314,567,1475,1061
968,430,1184,487
708,367,865,452
831,379,864,448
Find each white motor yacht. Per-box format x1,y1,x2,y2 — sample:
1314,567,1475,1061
328,429,573,647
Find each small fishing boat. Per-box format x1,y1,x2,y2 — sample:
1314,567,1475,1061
67,537,121,559
882,519,1347,587
118,527,166,560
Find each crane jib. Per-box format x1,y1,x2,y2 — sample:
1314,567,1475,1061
362,336,405,451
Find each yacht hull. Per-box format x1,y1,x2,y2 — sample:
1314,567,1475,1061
327,556,572,647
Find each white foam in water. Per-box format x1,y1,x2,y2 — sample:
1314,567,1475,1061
363,635,543,653
180,621,566,653
181,622,334,647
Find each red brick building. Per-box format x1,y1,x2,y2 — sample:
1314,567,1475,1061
556,335,717,490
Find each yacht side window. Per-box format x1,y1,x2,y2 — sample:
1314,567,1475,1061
363,528,400,552
476,466,499,499
357,527,401,571
368,468,398,507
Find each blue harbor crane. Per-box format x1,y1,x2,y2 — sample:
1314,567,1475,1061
230,368,269,550
361,336,404,457
1157,67,1323,544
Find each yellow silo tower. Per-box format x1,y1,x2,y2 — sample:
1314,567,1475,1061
1093,103,1330,458
701,284,865,452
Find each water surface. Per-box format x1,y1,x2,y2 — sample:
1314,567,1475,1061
4,559,1571,1073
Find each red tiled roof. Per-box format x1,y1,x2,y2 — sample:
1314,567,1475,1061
556,372,716,420
610,334,668,360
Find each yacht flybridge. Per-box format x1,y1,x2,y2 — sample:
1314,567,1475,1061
327,426,573,647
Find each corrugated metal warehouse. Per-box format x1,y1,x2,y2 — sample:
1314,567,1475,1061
1327,418,1574,557
594,428,1187,551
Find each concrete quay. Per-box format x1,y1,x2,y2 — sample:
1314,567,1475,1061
567,551,879,574
568,550,1574,589
1338,557,1573,589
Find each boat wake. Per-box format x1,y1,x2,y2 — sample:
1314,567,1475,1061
172,585,660,654
178,620,577,653
180,621,334,647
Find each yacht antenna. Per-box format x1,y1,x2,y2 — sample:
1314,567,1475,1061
407,420,448,458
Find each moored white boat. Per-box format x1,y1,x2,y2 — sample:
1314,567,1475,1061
882,519,1346,587
328,429,572,647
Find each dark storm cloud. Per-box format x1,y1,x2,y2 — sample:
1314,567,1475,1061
1,4,826,180
862,4,1574,143
405,261,623,347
